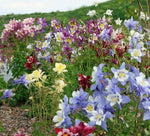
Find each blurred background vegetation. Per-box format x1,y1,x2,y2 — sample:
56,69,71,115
0,0,148,32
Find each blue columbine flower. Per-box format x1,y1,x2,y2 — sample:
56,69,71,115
142,100,150,120
124,16,139,30
146,41,150,46
100,28,111,41
91,63,108,97
70,88,88,112
106,92,130,109
128,44,144,63
10,74,29,88
111,62,129,86
0,89,15,100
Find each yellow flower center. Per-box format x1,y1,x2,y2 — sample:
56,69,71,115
86,105,93,111
133,51,139,57
57,37,61,41
100,24,104,28
141,81,146,85
119,72,125,78
63,134,68,136
112,97,118,102
96,114,101,120
57,117,62,122
67,38,72,43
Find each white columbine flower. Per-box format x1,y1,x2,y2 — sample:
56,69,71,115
115,18,122,25
53,110,65,127
87,10,96,17
105,9,113,16
42,40,50,48
139,11,146,20
130,30,140,38
114,69,129,83
85,103,95,113
130,48,142,61
90,109,105,125
136,73,149,87
106,92,122,106
91,66,98,82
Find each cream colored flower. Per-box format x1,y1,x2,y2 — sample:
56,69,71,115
54,79,67,93
53,63,67,74
31,69,44,80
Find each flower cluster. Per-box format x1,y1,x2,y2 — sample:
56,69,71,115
1,17,47,46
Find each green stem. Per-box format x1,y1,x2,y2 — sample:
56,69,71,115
133,98,140,136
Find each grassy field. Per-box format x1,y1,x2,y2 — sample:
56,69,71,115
0,0,148,33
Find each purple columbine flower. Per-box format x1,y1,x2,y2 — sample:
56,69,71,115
146,41,150,46
100,28,111,41
70,88,88,112
142,100,150,120
10,74,29,88
124,16,139,30
0,89,15,100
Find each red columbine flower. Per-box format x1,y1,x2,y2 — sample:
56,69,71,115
25,55,37,70
55,128,73,136
116,32,124,40
78,74,91,90
69,122,95,136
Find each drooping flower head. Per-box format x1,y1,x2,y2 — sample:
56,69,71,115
0,89,15,100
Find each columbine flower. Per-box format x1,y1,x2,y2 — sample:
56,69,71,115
25,55,37,70
53,110,65,127
70,88,88,111
54,79,67,93
10,74,30,88
91,66,98,82
129,47,144,63
78,74,91,90
0,89,15,100
142,100,150,120
53,63,67,74
139,11,146,20
124,16,139,30
111,62,129,86
105,9,113,16
106,92,130,108
90,109,105,126
55,128,73,136
136,72,149,88
31,69,44,81
115,18,122,25
69,121,96,136
85,103,95,113
87,10,96,17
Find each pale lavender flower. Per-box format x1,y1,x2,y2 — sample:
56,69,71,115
0,89,15,100
124,16,139,30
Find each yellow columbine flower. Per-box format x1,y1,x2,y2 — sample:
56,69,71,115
53,63,67,74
